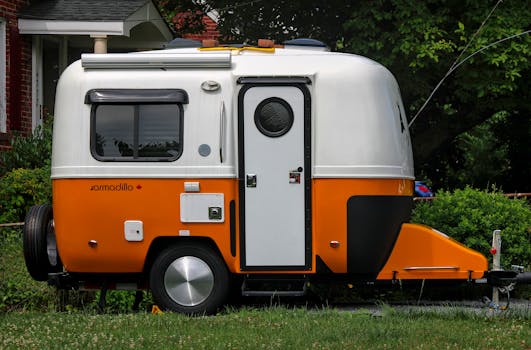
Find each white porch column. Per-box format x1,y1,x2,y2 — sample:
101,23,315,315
91,34,108,54
31,35,43,130
58,36,68,73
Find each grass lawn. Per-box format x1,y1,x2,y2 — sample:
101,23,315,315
0,307,529,349
2,229,530,349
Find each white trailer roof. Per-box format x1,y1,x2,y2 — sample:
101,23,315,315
52,48,413,180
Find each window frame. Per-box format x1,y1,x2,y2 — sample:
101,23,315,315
87,89,187,162
254,97,294,138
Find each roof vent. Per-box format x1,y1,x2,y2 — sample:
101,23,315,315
283,38,328,51
164,38,201,49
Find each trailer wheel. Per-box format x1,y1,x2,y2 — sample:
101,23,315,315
149,244,229,315
23,204,62,281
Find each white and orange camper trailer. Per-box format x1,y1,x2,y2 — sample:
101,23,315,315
24,40,514,314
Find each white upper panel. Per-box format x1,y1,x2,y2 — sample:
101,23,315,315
52,48,414,180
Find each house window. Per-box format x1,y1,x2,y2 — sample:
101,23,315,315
0,18,6,133
87,89,188,162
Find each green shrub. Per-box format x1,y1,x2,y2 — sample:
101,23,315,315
412,187,531,269
0,229,150,313
0,117,53,176
0,230,57,311
0,230,98,312
0,166,52,224
90,290,154,313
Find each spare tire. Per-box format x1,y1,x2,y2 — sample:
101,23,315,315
23,204,62,281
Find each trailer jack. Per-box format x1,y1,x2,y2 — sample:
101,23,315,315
482,282,516,311
481,270,531,311
483,230,531,310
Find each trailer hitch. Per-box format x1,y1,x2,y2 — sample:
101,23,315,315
485,266,531,287
486,270,518,286
515,271,531,284
481,269,531,311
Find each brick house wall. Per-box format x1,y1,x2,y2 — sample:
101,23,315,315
0,0,32,150
182,15,220,42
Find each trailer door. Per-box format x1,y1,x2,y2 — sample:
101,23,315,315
238,80,311,270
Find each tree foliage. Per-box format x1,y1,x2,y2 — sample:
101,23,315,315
340,0,530,190
208,0,353,49
158,0,529,191
155,0,208,36
445,112,511,189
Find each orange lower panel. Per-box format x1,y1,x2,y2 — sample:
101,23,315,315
53,178,239,273
377,223,488,280
54,177,419,276
312,178,413,273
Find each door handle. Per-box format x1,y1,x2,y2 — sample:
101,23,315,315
246,174,257,188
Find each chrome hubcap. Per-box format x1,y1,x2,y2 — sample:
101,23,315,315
164,256,214,306
46,220,59,267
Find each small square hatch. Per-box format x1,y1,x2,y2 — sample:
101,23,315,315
180,193,224,223
124,220,143,242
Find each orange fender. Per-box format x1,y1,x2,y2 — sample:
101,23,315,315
377,223,488,280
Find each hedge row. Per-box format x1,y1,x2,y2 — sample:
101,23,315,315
412,187,531,269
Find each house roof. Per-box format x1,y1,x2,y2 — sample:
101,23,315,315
17,0,172,41
18,0,151,21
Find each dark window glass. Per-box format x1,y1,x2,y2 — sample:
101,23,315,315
92,104,182,161
254,97,294,137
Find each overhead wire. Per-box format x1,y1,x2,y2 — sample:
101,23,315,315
408,0,518,127
408,29,529,128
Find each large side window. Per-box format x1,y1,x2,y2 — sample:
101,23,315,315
87,89,188,162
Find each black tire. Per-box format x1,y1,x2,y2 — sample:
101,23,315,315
23,204,62,281
149,243,229,315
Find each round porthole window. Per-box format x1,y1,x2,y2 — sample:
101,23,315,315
254,97,294,137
